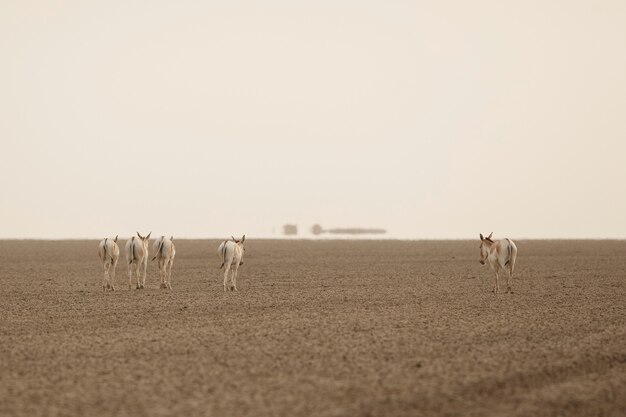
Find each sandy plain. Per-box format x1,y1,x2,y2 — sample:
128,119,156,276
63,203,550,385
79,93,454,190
0,239,624,417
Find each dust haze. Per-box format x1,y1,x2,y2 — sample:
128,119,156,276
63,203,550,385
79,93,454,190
1,0,625,238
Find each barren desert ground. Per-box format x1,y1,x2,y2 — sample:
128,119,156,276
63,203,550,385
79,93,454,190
0,239,624,417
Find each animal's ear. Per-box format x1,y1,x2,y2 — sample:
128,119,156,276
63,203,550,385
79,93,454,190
114,235,118,242
241,235,245,243
480,233,484,241
137,232,143,239
487,232,493,239
146,232,151,239
231,235,236,242
170,236,173,241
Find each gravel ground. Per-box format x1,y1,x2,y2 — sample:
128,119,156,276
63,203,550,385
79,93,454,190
0,239,624,417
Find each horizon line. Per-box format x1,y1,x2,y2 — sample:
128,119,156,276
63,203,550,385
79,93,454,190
1,236,625,241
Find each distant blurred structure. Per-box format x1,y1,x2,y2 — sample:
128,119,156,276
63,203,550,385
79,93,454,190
327,228,386,235
283,224,298,235
311,224,386,235
311,224,324,235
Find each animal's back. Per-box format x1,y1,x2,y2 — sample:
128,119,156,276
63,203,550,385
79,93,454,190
108,240,120,261
218,240,235,268
217,241,226,257
218,241,235,258
98,239,107,262
154,237,175,260
125,237,144,263
99,239,119,262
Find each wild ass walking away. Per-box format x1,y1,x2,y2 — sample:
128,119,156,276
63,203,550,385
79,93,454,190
152,236,176,289
218,235,245,291
125,232,151,289
479,233,518,293
98,236,120,291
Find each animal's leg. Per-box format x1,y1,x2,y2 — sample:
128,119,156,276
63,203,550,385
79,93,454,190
103,263,108,292
138,260,143,289
128,262,133,290
110,259,117,291
141,258,147,289
144,258,149,288
161,259,168,289
231,264,238,291
136,263,142,289
493,271,500,293
138,261,142,288
139,259,144,289
106,263,112,290
167,260,173,289
158,259,164,288
507,267,513,294
223,266,230,291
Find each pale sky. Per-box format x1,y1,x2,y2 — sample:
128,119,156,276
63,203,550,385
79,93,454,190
1,0,625,239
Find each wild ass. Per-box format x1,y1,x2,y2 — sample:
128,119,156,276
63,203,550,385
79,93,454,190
98,236,120,291
217,235,245,291
152,236,176,289
125,232,151,289
479,233,518,293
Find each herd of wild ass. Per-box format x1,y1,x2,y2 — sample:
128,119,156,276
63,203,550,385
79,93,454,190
98,232,517,293
98,233,245,292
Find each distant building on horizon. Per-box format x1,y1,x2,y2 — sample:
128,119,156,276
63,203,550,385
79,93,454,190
310,224,386,235
283,224,298,235
311,224,324,235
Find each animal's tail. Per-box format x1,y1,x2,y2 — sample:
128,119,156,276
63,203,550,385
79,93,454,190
129,236,135,265
103,238,108,262
152,237,164,261
219,240,227,269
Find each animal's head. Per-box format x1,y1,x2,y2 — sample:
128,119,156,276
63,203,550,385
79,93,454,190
137,231,151,247
231,235,246,254
479,232,493,265
231,235,245,245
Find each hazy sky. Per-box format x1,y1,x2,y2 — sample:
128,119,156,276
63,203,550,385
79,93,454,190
1,0,625,239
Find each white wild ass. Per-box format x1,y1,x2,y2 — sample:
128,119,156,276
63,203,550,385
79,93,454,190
98,236,120,291
152,236,176,289
479,233,518,293
125,232,151,289
218,235,245,291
